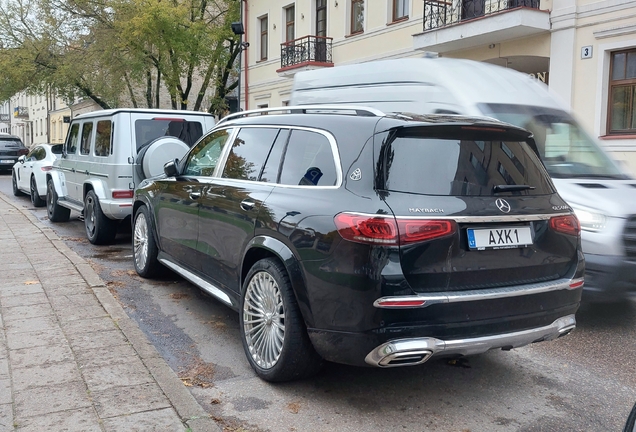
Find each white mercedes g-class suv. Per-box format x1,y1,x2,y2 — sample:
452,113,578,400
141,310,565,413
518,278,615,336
46,108,215,244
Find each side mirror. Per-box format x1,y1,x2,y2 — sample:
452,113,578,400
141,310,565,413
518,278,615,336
17,155,26,163
163,159,179,177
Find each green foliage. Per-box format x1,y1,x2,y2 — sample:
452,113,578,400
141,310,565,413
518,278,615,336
0,0,241,112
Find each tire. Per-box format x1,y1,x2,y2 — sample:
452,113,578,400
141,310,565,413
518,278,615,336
240,258,323,382
46,178,71,222
84,190,117,245
133,205,162,278
12,170,24,196
30,176,45,207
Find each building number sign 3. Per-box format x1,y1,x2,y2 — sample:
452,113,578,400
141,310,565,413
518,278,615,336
581,46,593,59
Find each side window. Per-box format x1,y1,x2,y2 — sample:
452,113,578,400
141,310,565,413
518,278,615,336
34,147,46,161
95,120,113,157
66,123,80,154
260,129,290,183
26,147,38,161
279,130,338,186
222,128,279,181
183,129,232,176
80,122,93,155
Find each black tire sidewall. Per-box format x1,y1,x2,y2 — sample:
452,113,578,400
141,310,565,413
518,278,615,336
30,177,44,207
133,205,160,277
12,170,21,196
84,191,116,245
46,178,70,222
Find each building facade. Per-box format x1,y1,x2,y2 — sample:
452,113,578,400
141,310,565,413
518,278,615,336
240,0,636,172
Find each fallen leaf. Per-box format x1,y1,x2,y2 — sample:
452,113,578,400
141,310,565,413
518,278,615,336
24,281,39,285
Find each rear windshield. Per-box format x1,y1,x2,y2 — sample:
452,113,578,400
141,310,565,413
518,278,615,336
0,138,25,148
382,137,554,196
134,119,204,151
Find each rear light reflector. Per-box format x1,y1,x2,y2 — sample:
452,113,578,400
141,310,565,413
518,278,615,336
569,278,584,289
334,213,456,245
376,299,426,308
549,214,580,236
40,166,52,172
112,190,134,199
18,149,28,156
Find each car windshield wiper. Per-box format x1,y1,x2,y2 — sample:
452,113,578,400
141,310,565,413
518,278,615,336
493,184,536,193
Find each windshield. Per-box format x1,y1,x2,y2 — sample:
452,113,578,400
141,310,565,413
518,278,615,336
479,104,629,180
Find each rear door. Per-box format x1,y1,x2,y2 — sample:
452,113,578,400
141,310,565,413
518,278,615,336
376,123,579,293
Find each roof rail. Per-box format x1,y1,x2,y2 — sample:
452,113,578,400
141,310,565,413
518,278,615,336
217,105,386,125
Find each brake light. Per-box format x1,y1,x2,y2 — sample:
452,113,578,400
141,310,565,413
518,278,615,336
18,148,28,156
569,278,584,289
334,213,456,245
41,166,52,172
112,190,134,199
152,117,185,122
549,215,580,236
376,299,427,308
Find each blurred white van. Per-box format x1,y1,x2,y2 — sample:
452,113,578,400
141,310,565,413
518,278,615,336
290,57,636,301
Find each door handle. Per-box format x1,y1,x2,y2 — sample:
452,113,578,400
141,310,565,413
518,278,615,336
189,192,201,200
240,200,256,211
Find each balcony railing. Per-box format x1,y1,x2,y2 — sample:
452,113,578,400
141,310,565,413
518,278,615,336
279,35,333,71
423,0,540,31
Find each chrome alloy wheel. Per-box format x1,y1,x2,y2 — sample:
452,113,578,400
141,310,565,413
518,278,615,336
85,194,96,236
243,271,285,369
133,212,149,271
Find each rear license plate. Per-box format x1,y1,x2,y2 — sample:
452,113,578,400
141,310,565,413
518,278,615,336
467,226,533,250
0,159,15,164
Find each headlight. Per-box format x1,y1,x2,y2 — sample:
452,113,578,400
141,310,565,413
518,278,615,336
570,205,607,232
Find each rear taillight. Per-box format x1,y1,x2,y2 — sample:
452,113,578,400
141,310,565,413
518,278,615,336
334,213,456,245
112,190,134,199
549,214,580,236
18,148,28,156
40,166,52,172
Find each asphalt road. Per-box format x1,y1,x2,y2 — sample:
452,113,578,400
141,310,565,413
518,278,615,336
2,171,635,432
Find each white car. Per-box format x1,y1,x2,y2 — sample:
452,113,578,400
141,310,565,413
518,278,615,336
12,144,63,207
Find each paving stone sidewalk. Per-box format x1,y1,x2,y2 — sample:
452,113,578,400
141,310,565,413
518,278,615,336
0,194,219,432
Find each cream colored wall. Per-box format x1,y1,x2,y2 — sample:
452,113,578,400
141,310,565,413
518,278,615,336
446,34,551,62
49,109,71,144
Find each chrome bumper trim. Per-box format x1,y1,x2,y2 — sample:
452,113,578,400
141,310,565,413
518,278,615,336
374,277,581,309
159,258,232,306
365,314,576,367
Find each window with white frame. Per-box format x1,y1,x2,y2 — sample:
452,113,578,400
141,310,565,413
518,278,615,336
259,15,268,61
608,49,636,134
350,0,364,35
392,0,408,21
285,5,295,42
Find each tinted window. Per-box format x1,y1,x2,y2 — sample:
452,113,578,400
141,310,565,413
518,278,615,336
33,147,46,161
51,144,63,155
80,122,93,155
279,130,338,186
135,119,204,150
0,138,24,148
383,137,553,196
95,120,112,157
67,124,79,154
222,128,279,181
260,129,290,183
183,129,231,176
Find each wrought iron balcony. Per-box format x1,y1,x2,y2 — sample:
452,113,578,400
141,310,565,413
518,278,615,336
278,35,333,74
423,0,540,31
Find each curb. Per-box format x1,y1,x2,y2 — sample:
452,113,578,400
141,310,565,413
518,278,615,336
10,199,220,432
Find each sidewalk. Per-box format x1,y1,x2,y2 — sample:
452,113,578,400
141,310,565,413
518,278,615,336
0,194,219,432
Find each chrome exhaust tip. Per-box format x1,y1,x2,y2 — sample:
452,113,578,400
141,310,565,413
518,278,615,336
378,349,433,367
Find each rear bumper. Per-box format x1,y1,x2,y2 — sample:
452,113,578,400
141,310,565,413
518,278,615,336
583,253,636,301
100,198,133,220
365,315,575,367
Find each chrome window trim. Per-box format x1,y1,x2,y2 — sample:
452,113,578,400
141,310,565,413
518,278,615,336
187,124,343,189
374,276,581,309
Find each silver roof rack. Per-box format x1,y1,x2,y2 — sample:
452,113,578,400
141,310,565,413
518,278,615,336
217,105,386,125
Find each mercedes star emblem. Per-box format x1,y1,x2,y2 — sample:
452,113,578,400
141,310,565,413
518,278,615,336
495,198,511,213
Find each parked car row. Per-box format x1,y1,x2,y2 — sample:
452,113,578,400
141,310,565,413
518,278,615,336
12,143,63,207
11,57,634,383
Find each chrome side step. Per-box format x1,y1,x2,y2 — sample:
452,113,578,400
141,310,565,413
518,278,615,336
158,258,232,306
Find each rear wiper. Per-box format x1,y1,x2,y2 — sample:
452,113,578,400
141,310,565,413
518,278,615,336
493,184,536,193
